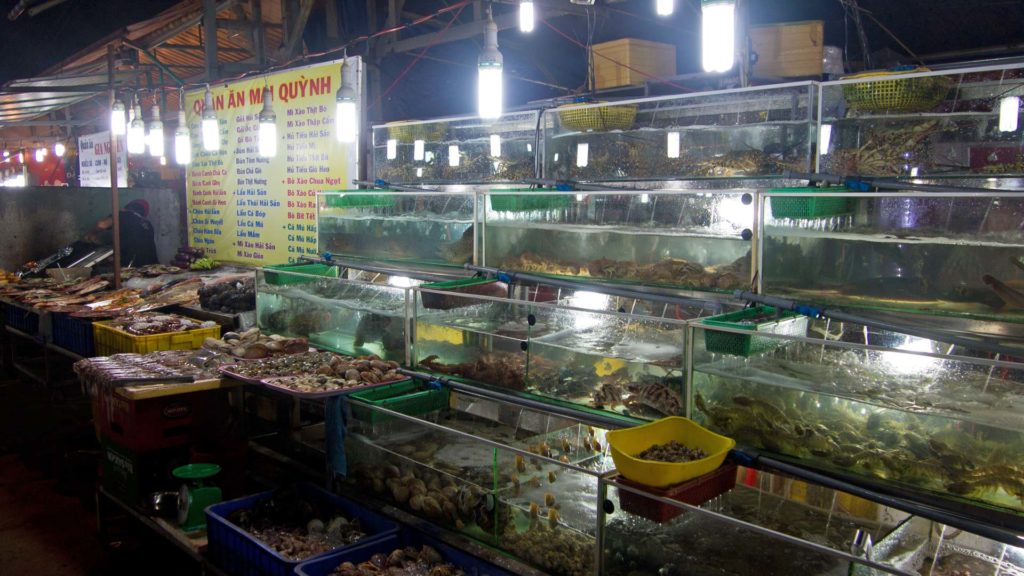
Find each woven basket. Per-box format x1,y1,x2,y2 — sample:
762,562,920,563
842,69,952,113
558,103,637,131
386,122,448,143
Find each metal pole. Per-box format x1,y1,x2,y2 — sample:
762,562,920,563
467,263,726,313
298,255,459,282
782,171,1024,194
107,45,121,289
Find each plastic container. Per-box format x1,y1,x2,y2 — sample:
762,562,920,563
206,482,400,576
262,263,340,286
557,102,637,131
92,321,221,355
47,267,91,282
768,188,854,220
4,301,44,337
51,313,95,357
349,379,449,425
615,464,738,523
606,416,735,488
96,387,223,452
701,305,808,357
324,194,396,209
489,193,573,213
841,68,951,113
296,530,514,576
420,278,509,310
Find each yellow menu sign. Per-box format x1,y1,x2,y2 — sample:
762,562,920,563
185,59,360,265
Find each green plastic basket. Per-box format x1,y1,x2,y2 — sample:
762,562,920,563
349,379,449,425
768,187,854,220
702,306,809,357
841,69,952,113
489,191,572,212
262,263,339,286
420,278,508,310
324,193,396,208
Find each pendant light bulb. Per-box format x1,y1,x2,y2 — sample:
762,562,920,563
111,99,127,136
519,1,535,33
127,98,146,155
54,142,66,157
175,110,191,165
258,86,277,158
656,0,674,16
999,96,1020,132
148,105,164,158
335,59,359,143
478,15,504,119
201,85,219,152
702,0,736,73
34,148,45,162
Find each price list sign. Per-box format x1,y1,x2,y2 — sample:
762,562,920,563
184,59,359,265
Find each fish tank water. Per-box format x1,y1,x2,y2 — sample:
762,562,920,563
543,82,817,182
412,289,690,420
372,111,538,184
346,387,610,576
317,190,476,267
255,269,410,363
481,189,755,293
760,189,1024,324
818,64,1024,177
689,319,1024,516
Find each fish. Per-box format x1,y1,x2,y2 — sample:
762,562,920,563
982,275,1024,309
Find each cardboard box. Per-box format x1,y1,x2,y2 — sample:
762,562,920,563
750,20,825,78
591,38,676,89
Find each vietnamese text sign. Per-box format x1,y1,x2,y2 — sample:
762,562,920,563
78,131,127,187
185,58,359,265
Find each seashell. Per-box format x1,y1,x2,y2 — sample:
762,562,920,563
515,454,526,473
529,502,539,519
559,455,569,464
409,479,427,496
388,480,410,504
548,471,557,483
545,492,556,507
421,496,442,518
326,516,348,534
241,343,270,359
387,548,405,567
548,507,560,529
306,518,324,534
231,346,248,357
316,364,334,375
383,464,401,478
560,438,571,453
419,545,443,565
361,371,380,384
529,476,542,489
283,340,309,354
345,368,361,381
370,359,389,371
264,340,284,352
409,493,426,511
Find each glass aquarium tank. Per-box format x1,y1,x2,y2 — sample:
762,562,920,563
760,189,1024,324
372,111,538,184
543,83,816,181
412,288,692,420
481,189,756,292
346,385,611,576
255,267,410,362
317,190,476,267
818,64,1024,177
600,469,911,576
689,317,1024,516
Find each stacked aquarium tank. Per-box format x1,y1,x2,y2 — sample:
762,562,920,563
345,385,613,576
542,83,817,182
372,111,538,184
759,189,1024,325
317,190,476,267
411,287,693,420
255,267,410,363
480,189,756,292
818,64,1024,177
689,315,1024,517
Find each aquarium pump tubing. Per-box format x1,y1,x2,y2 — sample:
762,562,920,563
733,291,1019,358
736,449,1024,547
466,264,725,313
396,368,635,430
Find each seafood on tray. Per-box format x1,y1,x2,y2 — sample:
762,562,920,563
225,351,400,383
203,327,308,359
103,312,215,335
329,545,461,576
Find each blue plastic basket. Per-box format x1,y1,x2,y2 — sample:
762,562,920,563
4,302,43,337
296,530,514,576
206,483,400,576
51,313,94,357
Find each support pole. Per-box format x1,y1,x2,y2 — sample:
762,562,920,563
107,45,121,289
203,0,219,82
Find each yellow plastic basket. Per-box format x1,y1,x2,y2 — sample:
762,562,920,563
386,122,448,143
92,321,221,355
607,416,735,488
842,68,952,113
558,102,637,131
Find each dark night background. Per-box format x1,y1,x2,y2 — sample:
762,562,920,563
1,0,1022,121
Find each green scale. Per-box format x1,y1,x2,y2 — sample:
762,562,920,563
173,463,222,533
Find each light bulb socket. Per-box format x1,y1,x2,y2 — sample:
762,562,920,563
259,87,276,123
202,86,216,120
337,59,358,102
479,18,503,66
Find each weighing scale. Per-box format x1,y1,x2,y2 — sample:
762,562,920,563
173,463,221,533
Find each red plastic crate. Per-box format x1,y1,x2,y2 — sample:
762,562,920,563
616,464,738,523
94,387,224,453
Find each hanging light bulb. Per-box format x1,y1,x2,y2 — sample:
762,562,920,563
818,124,833,155
656,0,674,16
34,147,45,162
448,144,460,167
201,85,219,152
2,150,8,159
666,131,680,158
258,85,277,157
127,96,146,155
490,134,502,157
576,142,589,168
999,96,1019,132
111,99,127,136
478,13,503,119
335,58,359,143
702,0,736,73
386,139,398,160
413,139,425,161
53,142,66,157
148,105,164,158
519,1,535,33
175,109,191,166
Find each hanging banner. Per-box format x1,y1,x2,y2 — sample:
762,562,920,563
79,131,127,187
184,58,361,265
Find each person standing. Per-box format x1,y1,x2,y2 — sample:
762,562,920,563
85,199,159,266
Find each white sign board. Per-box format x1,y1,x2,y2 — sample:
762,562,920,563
78,131,127,187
